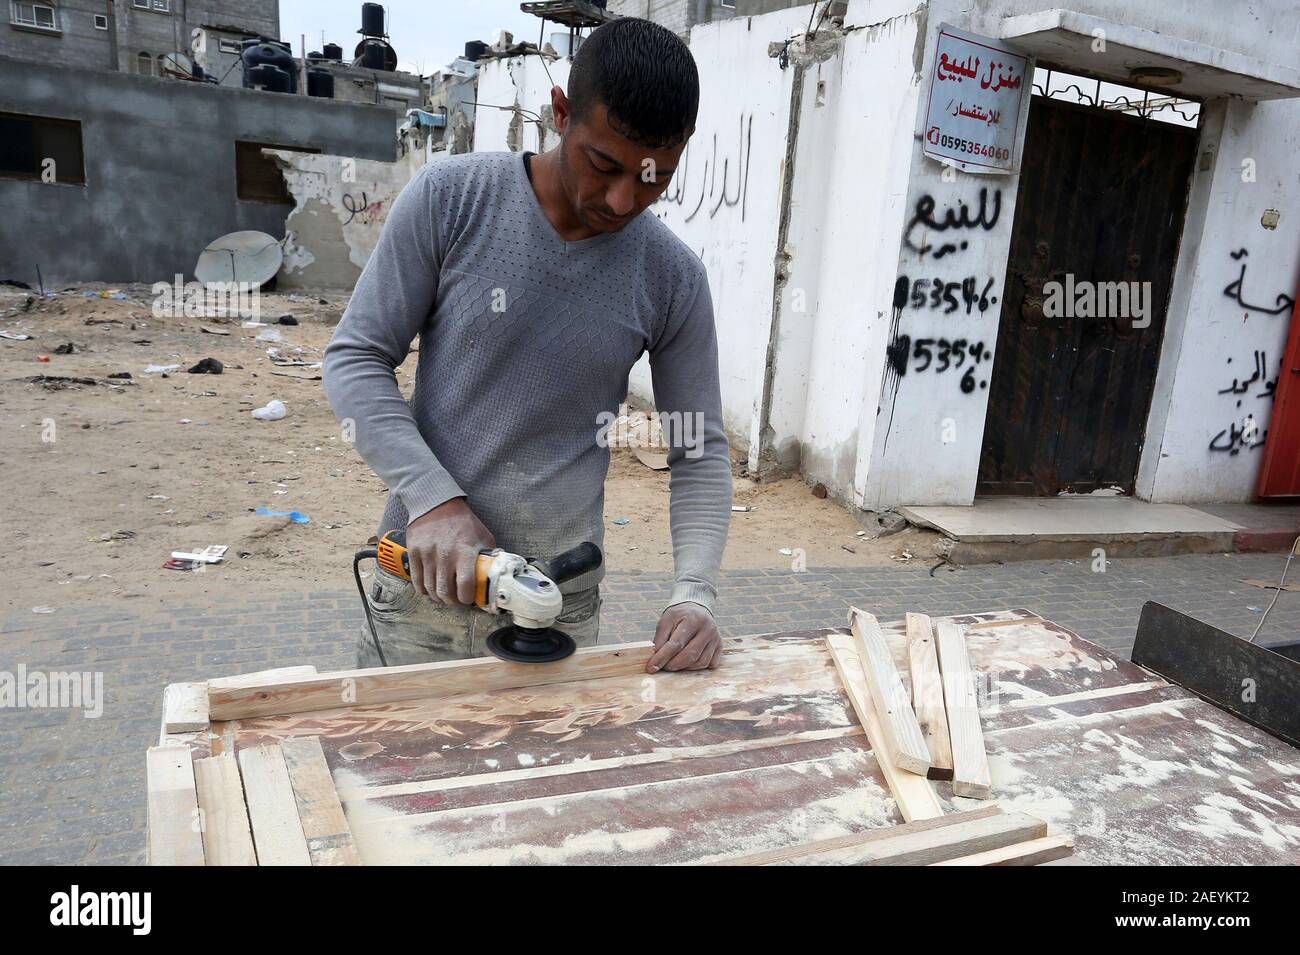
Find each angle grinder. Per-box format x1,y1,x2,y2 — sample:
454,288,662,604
353,532,603,666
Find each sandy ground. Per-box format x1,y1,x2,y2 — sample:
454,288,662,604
0,282,940,614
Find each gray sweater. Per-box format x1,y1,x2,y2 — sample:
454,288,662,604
323,151,731,610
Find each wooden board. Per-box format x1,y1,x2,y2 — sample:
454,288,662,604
193,753,257,866
146,745,205,866
826,632,944,822
932,834,1074,866
208,643,655,721
767,809,1047,866
157,610,1300,865
848,608,931,776
906,612,955,781
237,744,311,866
718,805,1002,864
934,621,992,798
162,682,208,734
281,737,361,866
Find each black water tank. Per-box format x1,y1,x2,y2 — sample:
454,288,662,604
360,38,387,69
464,40,488,61
246,63,291,93
242,40,297,93
306,68,335,99
360,3,385,37
322,42,343,61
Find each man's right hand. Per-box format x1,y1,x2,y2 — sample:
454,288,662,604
405,498,496,606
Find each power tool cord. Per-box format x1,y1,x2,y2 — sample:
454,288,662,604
353,548,390,667
1247,534,1300,644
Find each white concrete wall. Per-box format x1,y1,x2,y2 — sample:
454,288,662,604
858,0,1030,508
633,8,812,448
773,1,929,503
1137,96,1300,502
473,55,572,156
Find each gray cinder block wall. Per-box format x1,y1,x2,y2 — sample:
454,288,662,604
605,0,737,36
0,0,279,76
0,58,397,284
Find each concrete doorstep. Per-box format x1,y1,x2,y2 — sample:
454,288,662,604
900,497,1300,563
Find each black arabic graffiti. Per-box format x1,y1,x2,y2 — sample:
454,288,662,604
1217,350,1277,406
657,114,752,224
1223,249,1296,315
341,191,386,227
903,188,1002,259
1209,416,1266,455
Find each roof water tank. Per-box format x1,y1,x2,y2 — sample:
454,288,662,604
360,3,385,38
307,68,335,99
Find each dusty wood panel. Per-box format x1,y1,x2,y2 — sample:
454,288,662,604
849,608,932,776
281,736,361,866
209,643,655,721
906,612,955,780
183,609,1300,865
232,638,851,791
146,745,205,866
237,744,311,866
193,753,257,866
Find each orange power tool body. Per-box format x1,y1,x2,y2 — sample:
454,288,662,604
355,530,602,665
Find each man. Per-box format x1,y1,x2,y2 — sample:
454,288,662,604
324,18,731,675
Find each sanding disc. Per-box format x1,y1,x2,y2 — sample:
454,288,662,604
486,626,577,663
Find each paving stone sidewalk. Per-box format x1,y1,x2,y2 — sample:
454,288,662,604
1,552,1295,865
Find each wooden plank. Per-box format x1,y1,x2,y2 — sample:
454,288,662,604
727,808,1047,866
207,665,317,692
931,833,1074,866
825,632,943,822
208,642,656,721
934,620,993,798
146,745,205,866
906,612,955,781
193,754,257,866
714,806,1002,865
848,608,931,776
236,744,311,865
280,737,361,866
162,682,209,735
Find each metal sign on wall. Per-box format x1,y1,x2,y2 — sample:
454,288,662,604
922,25,1032,175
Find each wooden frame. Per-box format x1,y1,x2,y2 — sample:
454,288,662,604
207,643,656,721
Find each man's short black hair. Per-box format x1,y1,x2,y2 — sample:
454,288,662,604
567,18,700,149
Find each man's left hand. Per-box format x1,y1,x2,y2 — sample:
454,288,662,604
647,603,722,673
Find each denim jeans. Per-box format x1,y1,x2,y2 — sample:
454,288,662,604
357,564,602,667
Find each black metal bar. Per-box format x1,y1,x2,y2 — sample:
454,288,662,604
1132,602,1300,749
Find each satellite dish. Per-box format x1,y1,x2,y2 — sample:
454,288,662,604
194,230,283,286
354,38,398,71
158,51,195,79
